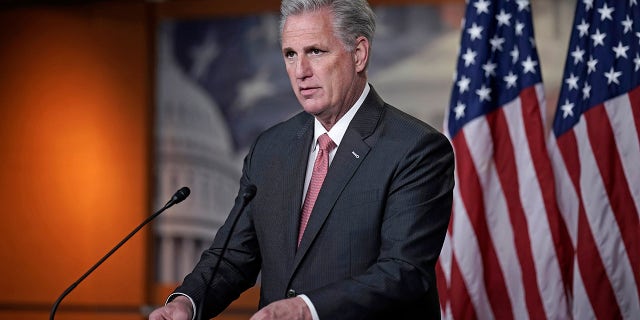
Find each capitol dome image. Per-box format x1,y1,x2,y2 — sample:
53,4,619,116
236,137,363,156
153,24,243,284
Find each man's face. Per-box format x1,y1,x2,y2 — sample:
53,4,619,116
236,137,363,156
281,8,362,126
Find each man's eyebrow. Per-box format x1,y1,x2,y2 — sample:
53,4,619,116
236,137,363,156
282,43,323,52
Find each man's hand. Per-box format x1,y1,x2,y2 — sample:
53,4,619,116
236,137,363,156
250,297,312,320
148,295,193,320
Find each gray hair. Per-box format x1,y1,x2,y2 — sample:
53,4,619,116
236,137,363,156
279,0,376,51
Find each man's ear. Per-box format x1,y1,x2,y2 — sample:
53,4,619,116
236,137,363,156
353,36,370,73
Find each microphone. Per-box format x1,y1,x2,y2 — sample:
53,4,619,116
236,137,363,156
196,184,256,320
170,186,191,205
49,187,191,320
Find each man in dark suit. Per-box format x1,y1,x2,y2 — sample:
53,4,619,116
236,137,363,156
149,0,454,319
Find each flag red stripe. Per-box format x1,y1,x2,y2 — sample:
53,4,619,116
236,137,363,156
449,254,477,320
584,105,640,296
576,211,623,320
452,132,513,319
486,108,546,318
519,87,574,291
448,201,455,234
628,86,640,148
555,131,622,319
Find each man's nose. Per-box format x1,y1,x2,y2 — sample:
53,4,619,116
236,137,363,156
295,55,312,79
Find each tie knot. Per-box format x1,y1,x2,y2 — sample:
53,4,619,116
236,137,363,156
318,133,336,152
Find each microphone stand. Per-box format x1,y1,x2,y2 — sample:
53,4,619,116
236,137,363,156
49,187,191,320
196,185,256,320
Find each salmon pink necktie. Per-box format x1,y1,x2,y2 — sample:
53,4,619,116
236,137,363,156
298,133,336,246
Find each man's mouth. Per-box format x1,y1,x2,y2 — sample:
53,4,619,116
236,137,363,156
300,87,318,97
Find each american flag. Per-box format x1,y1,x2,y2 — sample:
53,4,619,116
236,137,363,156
438,0,572,318
547,0,640,318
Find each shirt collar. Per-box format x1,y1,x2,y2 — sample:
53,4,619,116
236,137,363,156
312,83,370,150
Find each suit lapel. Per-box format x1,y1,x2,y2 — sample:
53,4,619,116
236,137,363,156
291,86,385,272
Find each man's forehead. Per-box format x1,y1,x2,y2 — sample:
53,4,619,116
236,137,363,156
281,10,335,46
282,8,333,33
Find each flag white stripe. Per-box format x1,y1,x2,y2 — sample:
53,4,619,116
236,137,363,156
440,233,452,278
572,260,597,320
451,171,494,320
535,84,548,127
547,135,579,247
438,234,451,319
442,301,453,320
575,120,640,319
603,95,640,216
439,232,452,289
464,118,528,319
503,94,568,319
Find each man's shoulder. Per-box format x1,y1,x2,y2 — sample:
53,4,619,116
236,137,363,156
380,103,444,139
252,111,312,146
362,86,442,138
263,111,311,135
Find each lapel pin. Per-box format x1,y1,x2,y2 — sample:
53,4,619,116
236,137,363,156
351,151,360,159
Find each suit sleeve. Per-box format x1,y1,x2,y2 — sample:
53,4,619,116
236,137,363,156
305,130,455,319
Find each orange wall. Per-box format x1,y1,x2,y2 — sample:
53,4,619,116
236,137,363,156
0,3,151,319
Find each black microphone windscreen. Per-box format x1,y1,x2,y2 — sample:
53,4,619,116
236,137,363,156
171,187,191,204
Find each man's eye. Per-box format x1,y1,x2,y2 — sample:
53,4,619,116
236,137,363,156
284,51,295,58
310,49,322,55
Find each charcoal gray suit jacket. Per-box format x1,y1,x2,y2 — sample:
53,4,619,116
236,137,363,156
175,86,455,319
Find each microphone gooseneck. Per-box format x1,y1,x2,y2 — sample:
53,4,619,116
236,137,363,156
196,184,256,320
49,187,191,320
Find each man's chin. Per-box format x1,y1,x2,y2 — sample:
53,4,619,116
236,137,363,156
300,104,326,116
